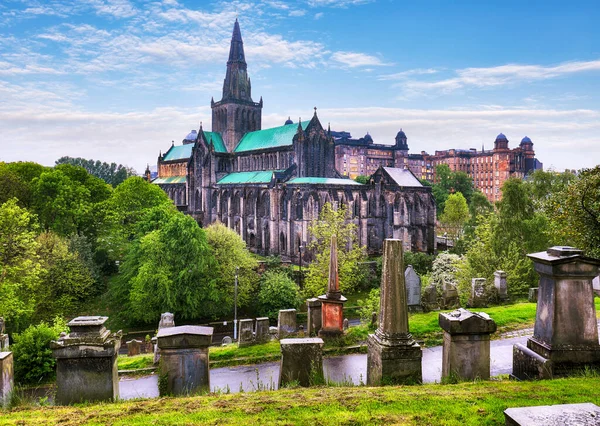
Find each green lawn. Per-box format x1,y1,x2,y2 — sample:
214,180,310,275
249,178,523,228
3,377,599,425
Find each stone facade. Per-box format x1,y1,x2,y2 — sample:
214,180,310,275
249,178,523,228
152,20,436,258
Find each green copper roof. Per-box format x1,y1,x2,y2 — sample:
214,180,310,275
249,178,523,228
234,121,309,153
287,177,363,185
217,170,283,184
204,131,226,153
153,176,187,184
163,144,193,161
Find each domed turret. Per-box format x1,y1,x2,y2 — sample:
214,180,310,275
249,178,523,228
364,132,373,144
520,136,533,152
395,128,408,151
494,132,509,150
285,117,293,125
183,129,198,144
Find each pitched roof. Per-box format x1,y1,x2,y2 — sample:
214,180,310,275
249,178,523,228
217,170,283,184
152,176,187,184
287,177,363,186
234,121,309,153
383,167,422,187
162,144,193,161
204,131,226,153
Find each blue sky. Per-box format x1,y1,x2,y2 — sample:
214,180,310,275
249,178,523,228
1,0,599,173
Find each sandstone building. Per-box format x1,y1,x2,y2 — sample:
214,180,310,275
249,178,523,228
151,20,436,258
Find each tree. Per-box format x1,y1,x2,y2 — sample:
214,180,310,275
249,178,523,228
439,192,469,241
257,271,300,320
304,202,367,297
431,164,475,214
55,156,137,187
0,164,30,207
354,175,369,184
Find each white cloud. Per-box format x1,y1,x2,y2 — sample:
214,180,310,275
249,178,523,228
307,0,374,7
86,0,137,18
289,10,306,17
330,51,389,68
379,68,439,80
314,12,324,19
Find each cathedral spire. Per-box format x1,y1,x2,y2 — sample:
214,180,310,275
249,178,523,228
222,19,251,101
228,19,246,64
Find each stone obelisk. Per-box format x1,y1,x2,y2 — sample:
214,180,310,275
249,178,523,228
318,235,347,338
367,239,422,385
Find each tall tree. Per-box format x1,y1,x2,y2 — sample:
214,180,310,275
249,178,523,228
55,156,137,187
439,192,469,241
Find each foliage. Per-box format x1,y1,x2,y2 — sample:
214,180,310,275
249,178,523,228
358,288,380,325
430,252,461,291
0,165,30,208
431,164,474,214
257,271,300,320
11,317,68,385
56,156,137,187
403,251,434,276
204,222,260,314
353,175,369,184
439,192,469,241
0,199,41,332
304,202,367,297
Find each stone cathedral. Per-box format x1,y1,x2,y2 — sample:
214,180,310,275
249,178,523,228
151,19,436,258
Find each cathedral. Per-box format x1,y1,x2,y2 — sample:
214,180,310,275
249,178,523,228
150,19,436,258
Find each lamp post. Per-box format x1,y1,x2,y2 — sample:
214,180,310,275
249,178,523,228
298,240,304,289
234,266,239,340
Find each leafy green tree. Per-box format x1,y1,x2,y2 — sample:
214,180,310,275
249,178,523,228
439,192,469,241
354,175,369,184
0,164,30,207
4,162,48,208
204,222,259,314
304,202,366,297
0,199,41,331
526,169,576,208
403,251,434,276
257,271,300,320
431,164,475,214
55,156,137,187
430,252,461,292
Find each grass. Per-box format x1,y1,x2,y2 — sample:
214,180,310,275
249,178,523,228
117,355,154,371
2,377,599,425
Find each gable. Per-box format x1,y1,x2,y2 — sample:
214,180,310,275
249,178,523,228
234,121,309,153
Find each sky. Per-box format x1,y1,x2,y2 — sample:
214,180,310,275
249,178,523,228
1,0,599,174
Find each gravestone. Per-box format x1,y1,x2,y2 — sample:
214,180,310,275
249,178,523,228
51,316,121,405
238,319,255,347
255,318,270,343
306,298,322,336
494,270,509,302
0,318,8,351
439,309,497,381
269,326,278,341
279,338,324,387
512,246,600,380
126,339,142,357
404,265,423,312
318,235,347,338
278,309,297,339
370,312,377,328
593,275,600,296
221,336,233,345
0,352,13,407
367,239,422,385
528,287,538,303
442,282,460,309
157,325,213,396
504,403,600,426
154,312,175,364
469,278,487,308
422,284,440,312
343,318,349,330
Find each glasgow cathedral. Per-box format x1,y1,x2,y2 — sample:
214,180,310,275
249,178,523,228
150,19,437,258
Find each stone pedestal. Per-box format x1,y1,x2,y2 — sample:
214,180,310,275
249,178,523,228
0,352,13,407
157,325,213,396
469,278,487,308
504,403,600,425
238,319,254,347
279,338,324,387
494,270,509,301
367,239,422,385
528,287,538,303
126,339,142,356
278,309,297,338
318,235,347,338
255,317,270,343
439,308,497,381
306,298,322,336
51,316,121,405
512,246,600,380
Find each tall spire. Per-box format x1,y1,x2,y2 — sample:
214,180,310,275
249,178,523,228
222,19,252,101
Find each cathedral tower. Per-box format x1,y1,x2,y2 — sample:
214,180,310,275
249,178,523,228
211,19,263,152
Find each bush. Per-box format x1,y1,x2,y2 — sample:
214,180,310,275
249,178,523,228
358,288,380,327
257,271,300,320
12,317,68,385
404,252,434,276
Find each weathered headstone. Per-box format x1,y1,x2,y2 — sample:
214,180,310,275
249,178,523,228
51,316,121,405
318,235,347,338
404,265,423,312
255,317,270,343
370,312,377,328
343,318,349,330
238,319,255,347
469,278,487,308
306,298,322,336
422,284,440,312
0,352,13,407
442,282,460,309
367,239,422,385
221,336,233,345
593,275,600,297
504,403,600,426
154,312,175,364
126,339,142,357
439,309,497,381
278,309,297,338
279,338,324,387
157,325,213,396
494,270,509,302
269,326,278,341
512,246,600,380
528,287,538,303
0,318,8,351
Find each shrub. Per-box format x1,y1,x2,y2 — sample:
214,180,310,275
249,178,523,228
12,317,68,385
404,251,434,276
257,271,300,320
358,288,380,327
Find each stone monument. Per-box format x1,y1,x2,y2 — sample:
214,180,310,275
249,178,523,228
422,284,440,312
255,317,270,343
512,246,600,380
439,308,497,381
279,338,324,387
318,235,347,338
126,339,142,356
238,319,255,347
505,403,600,426
306,298,322,336
278,309,297,338
441,281,460,309
528,287,538,303
404,265,422,312
154,312,175,364
51,316,121,405
157,325,213,396
494,270,509,302
0,352,13,407
0,318,8,350
367,239,422,385
468,278,487,308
